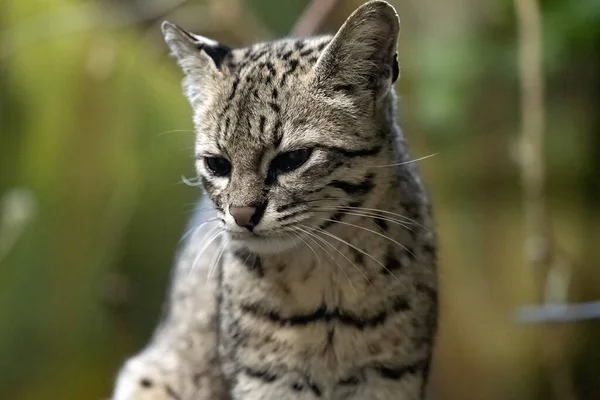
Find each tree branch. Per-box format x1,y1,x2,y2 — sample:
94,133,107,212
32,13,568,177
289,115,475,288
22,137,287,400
291,0,339,37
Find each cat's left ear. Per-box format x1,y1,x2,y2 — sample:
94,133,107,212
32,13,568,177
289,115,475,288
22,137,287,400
161,22,231,105
314,1,400,97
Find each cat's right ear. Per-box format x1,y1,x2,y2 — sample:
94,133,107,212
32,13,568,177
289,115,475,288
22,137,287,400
161,22,231,105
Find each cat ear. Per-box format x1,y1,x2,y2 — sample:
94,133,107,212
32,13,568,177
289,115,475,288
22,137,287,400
314,1,400,96
161,21,231,105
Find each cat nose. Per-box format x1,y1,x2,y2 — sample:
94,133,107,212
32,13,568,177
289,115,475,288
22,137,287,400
229,206,257,229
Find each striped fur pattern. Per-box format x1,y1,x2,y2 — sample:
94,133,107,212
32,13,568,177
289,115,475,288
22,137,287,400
112,2,438,399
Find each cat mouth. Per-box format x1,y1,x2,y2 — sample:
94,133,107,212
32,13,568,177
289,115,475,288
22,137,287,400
227,229,300,254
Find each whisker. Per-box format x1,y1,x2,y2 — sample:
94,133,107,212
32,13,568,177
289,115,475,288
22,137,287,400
371,152,439,168
305,200,429,230
156,129,195,137
299,225,375,283
208,241,226,280
310,208,413,231
304,223,399,280
181,175,202,187
317,217,416,261
288,229,321,267
291,226,358,292
189,227,223,277
179,217,220,244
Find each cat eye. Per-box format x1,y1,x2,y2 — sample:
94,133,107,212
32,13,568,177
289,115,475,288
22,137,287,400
270,148,313,175
205,156,232,177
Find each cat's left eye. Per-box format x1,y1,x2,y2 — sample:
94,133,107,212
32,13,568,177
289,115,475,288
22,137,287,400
205,156,232,177
270,148,313,175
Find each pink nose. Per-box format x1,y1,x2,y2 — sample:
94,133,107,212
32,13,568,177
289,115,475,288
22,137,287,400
229,206,257,228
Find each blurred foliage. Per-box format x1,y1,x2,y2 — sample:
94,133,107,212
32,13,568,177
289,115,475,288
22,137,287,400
0,0,599,399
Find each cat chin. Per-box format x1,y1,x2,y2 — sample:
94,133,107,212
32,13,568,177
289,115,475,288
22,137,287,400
229,234,300,255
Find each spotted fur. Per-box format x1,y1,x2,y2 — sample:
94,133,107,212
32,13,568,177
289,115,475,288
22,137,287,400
112,1,438,399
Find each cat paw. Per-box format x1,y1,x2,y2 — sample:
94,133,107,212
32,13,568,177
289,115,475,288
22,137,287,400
112,352,190,400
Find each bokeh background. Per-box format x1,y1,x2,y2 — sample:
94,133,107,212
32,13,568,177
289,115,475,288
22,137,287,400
1,0,599,399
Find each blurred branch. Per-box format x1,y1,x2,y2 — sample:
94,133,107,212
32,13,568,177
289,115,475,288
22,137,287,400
514,0,551,282
513,0,577,311
291,0,339,36
516,301,600,323
514,2,578,399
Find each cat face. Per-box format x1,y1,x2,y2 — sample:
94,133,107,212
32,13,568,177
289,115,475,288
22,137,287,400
163,1,400,254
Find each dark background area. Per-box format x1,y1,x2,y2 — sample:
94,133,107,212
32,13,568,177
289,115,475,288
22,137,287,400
1,0,599,399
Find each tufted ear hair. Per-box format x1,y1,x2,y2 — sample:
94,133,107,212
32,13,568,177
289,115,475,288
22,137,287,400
314,1,400,97
161,21,231,106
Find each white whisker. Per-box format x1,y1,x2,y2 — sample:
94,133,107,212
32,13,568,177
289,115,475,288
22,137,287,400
289,229,321,267
317,217,416,260
179,218,220,244
208,241,226,280
298,225,372,284
189,227,223,278
311,208,413,231
304,223,399,281
371,152,439,168
156,129,194,137
291,226,358,292
181,175,202,187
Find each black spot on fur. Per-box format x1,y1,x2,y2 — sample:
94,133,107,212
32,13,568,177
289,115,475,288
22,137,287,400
374,218,389,232
383,248,402,274
259,115,266,134
269,102,281,113
299,48,314,57
317,144,381,158
319,211,344,230
272,120,283,148
234,250,263,277
281,59,299,85
140,378,153,388
165,384,182,399
308,381,322,397
292,382,304,392
241,297,409,330
338,376,360,386
281,50,293,60
272,88,278,99
264,61,276,75
328,174,375,196
228,77,240,100
244,367,277,383
250,49,267,62
351,248,365,265
416,283,438,303
375,361,423,381
277,210,302,223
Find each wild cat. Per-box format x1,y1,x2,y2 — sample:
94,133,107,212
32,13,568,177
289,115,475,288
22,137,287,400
112,1,438,399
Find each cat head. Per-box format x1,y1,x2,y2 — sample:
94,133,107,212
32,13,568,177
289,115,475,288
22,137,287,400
162,1,400,254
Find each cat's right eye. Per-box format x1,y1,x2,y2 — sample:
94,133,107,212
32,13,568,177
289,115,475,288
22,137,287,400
204,156,232,177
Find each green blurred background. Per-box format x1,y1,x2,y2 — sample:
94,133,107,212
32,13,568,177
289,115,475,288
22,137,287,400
1,0,599,399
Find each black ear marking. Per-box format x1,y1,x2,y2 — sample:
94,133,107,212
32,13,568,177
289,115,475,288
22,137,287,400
202,43,232,69
171,23,231,69
392,53,399,83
